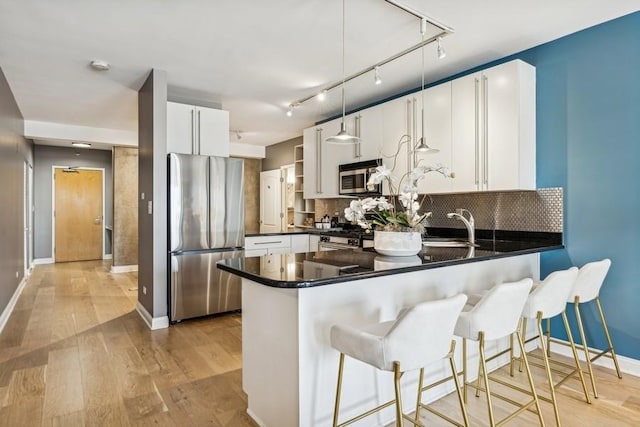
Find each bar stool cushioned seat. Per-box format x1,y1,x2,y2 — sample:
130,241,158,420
562,258,622,398
454,278,545,427
518,267,590,427
330,293,469,427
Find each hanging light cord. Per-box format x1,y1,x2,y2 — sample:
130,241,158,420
420,18,426,143
341,0,346,123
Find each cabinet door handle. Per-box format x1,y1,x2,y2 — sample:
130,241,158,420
191,109,195,154
316,128,322,194
197,110,201,155
354,115,361,158
483,75,489,188
474,78,480,189
253,241,283,245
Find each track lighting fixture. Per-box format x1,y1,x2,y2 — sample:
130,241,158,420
437,37,446,59
317,90,327,101
374,66,382,85
286,105,293,117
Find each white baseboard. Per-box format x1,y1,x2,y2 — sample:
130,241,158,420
110,264,138,274
550,338,640,378
136,301,169,330
33,258,54,265
103,254,113,260
0,277,28,335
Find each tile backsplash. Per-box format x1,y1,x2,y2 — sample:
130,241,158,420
315,187,563,233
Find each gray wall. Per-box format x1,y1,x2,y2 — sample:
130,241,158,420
262,136,301,171
0,68,33,316
33,145,113,259
138,69,168,319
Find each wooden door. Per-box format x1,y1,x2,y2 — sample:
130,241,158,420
259,169,282,233
54,168,103,262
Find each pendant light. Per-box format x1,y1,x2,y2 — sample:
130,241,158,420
325,0,360,144
415,18,439,154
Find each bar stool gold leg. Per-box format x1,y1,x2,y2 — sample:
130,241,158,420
519,317,528,373
393,361,404,427
462,338,468,403
595,296,623,379
333,353,345,427
561,311,591,403
574,296,598,398
415,368,424,424
546,318,552,358
516,326,546,426
478,332,497,427
509,331,515,377
475,357,483,398
448,340,470,427
536,312,561,427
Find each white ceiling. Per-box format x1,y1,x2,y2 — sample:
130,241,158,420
1,0,639,148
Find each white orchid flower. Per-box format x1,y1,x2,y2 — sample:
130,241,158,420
399,192,417,208
401,182,418,194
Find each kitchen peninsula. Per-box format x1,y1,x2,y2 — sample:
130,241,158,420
218,236,562,427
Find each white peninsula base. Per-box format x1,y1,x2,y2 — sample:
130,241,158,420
242,254,540,427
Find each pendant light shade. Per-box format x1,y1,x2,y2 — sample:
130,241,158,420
326,0,360,145
326,122,360,144
414,136,439,153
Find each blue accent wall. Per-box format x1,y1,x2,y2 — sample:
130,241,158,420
518,12,640,359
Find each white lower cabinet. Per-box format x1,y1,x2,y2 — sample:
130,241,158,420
309,235,320,252
245,234,311,256
291,234,310,253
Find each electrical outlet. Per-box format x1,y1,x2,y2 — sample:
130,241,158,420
147,201,153,215
141,192,145,200
15,271,19,278
142,286,147,295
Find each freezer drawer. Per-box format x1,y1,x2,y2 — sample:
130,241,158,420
170,250,243,322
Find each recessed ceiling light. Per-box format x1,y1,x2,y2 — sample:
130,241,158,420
72,142,92,148
90,60,110,71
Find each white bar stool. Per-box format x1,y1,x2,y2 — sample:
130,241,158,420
517,266,591,427
330,294,469,427
454,278,545,427
552,258,622,398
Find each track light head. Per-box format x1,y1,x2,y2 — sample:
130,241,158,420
374,66,382,85
317,90,327,101
437,37,446,59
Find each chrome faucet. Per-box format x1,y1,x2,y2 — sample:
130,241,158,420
447,209,475,246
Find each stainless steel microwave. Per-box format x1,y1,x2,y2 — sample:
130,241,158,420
339,159,382,196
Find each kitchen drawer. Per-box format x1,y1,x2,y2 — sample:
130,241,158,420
245,235,292,250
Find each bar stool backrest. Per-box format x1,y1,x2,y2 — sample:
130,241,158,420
522,267,578,319
385,293,467,372
568,259,611,303
465,279,533,340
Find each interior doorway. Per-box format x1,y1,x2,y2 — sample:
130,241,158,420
259,169,282,233
53,167,105,262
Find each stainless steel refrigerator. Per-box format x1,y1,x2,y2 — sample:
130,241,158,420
168,153,245,322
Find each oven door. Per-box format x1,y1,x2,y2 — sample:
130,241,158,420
339,168,368,195
318,242,357,251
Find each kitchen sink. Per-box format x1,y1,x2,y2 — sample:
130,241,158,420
422,237,475,248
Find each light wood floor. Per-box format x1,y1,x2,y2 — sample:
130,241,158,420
0,261,638,426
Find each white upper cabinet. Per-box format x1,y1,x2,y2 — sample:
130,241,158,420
167,101,230,157
415,82,453,194
303,120,340,199
342,106,384,163
379,95,413,195
451,60,536,192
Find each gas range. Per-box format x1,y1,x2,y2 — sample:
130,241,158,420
317,228,365,250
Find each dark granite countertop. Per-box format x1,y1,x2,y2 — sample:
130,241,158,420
218,235,563,288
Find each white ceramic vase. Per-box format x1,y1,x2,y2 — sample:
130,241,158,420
373,231,422,257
